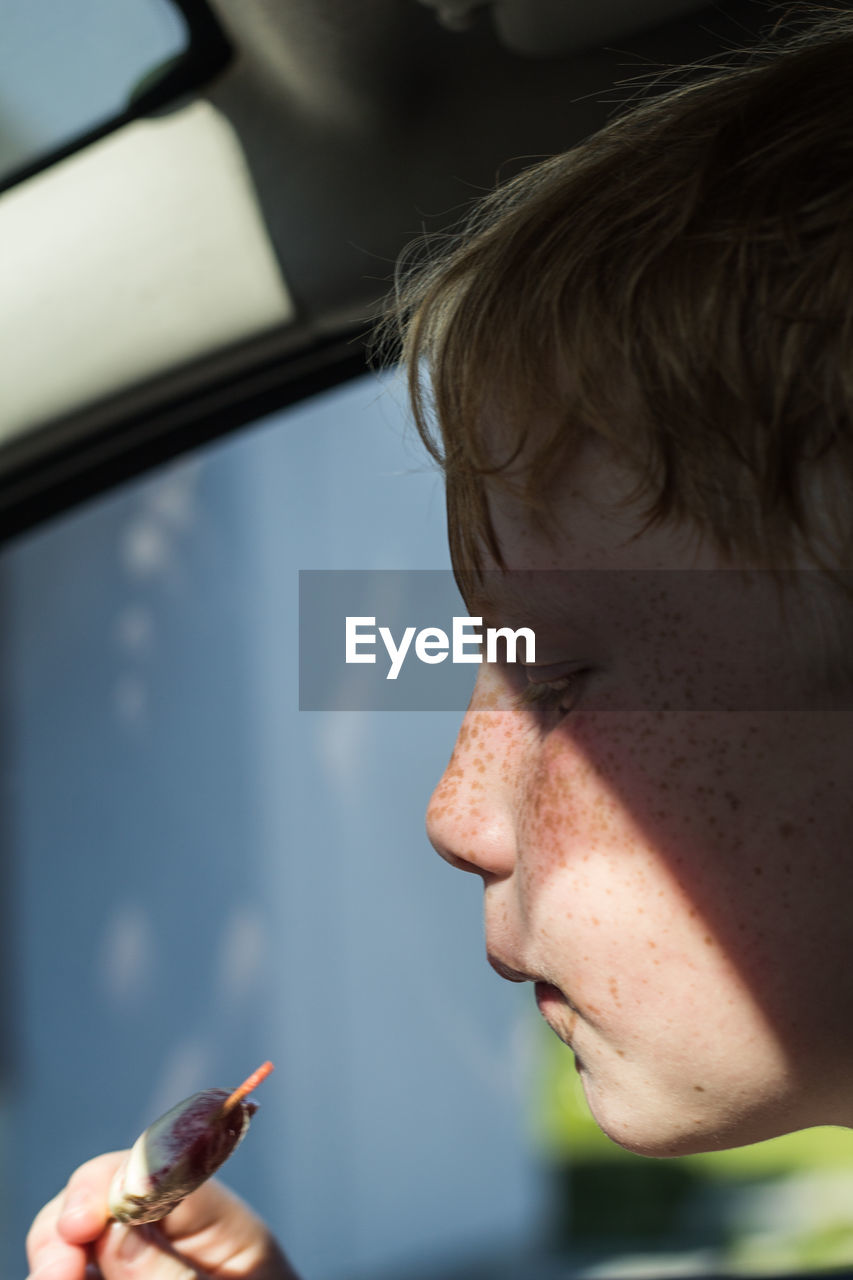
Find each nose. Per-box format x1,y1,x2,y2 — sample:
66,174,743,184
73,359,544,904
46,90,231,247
425,673,520,881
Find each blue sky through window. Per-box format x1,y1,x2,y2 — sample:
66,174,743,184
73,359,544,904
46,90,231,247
0,0,187,180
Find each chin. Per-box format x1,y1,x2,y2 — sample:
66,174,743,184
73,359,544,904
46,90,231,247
581,1075,804,1160
600,1123,743,1159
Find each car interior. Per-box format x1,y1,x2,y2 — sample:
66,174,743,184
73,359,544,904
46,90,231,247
1,0,777,537
5,4,853,1278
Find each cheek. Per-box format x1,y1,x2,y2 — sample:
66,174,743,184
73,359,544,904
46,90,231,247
517,712,852,1038
517,726,688,964
521,712,772,915
517,717,655,898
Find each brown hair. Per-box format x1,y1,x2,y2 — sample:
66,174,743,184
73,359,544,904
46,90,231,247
389,7,853,580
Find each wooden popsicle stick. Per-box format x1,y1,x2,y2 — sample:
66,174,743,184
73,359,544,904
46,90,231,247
222,1061,274,1114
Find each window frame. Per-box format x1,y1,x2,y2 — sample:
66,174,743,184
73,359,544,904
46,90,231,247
0,0,233,198
0,328,373,543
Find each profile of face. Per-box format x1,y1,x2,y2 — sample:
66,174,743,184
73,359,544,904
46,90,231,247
426,441,853,1157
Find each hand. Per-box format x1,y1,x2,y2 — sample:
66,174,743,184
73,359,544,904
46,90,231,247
27,1151,300,1280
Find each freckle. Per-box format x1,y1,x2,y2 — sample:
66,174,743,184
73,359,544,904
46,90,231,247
753,865,762,876
694,1085,705,1092
779,822,795,838
648,940,656,948
616,1049,625,1058
704,935,713,945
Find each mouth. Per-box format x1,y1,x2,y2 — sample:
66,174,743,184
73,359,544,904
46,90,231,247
487,952,580,1036
487,953,534,984
534,980,581,1057
534,980,568,1013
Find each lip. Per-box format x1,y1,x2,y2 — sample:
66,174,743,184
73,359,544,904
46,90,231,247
487,954,579,1027
487,953,534,983
534,981,581,1057
534,980,567,1012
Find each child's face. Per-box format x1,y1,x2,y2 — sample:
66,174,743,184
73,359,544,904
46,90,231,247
427,441,853,1156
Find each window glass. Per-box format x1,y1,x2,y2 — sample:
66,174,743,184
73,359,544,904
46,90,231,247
5,368,853,1278
1,370,542,1280
0,0,187,182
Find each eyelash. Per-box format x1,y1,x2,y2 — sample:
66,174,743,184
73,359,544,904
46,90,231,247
514,669,589,717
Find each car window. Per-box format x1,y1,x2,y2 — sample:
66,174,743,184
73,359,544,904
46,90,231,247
0,0,187,183
1,370,543,1280
7,367,853,1278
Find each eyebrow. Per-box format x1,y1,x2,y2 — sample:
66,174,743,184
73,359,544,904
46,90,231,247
460,578,517,623
462,572,563,630
464,570,622,652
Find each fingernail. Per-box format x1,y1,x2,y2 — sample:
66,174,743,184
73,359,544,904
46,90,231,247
116,1223,149,1261
59,1187,91,1221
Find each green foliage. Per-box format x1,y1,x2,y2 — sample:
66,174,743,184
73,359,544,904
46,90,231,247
534,1020,853,1177
533,1023,853,1270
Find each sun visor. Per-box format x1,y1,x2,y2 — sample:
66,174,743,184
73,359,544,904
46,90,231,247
0,100,295,445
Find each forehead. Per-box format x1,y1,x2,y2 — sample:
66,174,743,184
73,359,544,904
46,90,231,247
461,443,820,697
480,440,720,575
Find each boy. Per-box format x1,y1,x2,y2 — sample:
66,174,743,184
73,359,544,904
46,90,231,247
25,9,853,1279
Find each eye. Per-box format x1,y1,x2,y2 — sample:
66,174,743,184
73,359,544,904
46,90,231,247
513,666,590,718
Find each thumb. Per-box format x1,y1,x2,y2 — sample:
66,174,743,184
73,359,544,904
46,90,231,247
94,1221,200,1280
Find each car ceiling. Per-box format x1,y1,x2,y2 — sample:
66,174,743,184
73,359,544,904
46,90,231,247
0,0,773,537
208,0,755,322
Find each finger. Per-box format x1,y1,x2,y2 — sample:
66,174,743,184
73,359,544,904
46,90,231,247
27,1189,64,1258
157,1179,267,1252
95,1222,199,1280
56,1153,129,1244
27,1191,89,1280
129,1181,300,1280
26,1243,91,1280
151,1181,293,1278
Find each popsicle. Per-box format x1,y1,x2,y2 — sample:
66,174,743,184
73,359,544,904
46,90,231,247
108,1061,274,1225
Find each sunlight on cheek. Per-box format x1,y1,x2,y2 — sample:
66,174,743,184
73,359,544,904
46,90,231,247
520,725,640,880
